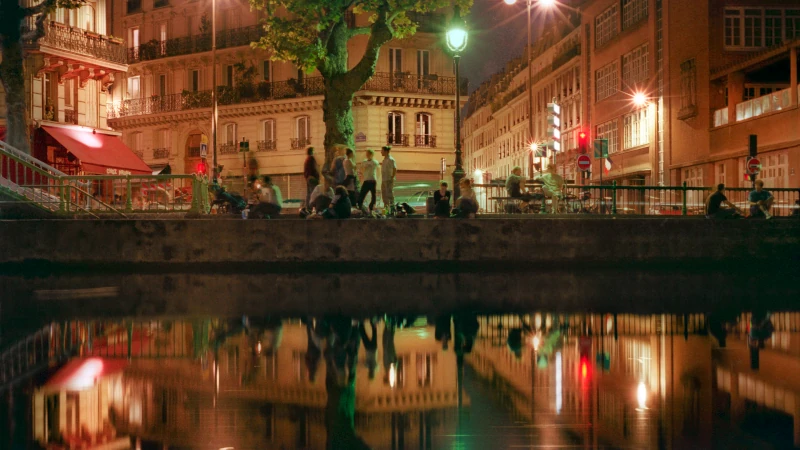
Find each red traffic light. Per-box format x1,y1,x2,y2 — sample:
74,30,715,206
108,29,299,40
578,130,589,154
196,161,208,175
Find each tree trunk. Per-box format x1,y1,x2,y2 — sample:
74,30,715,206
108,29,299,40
0,0,36,154
321,79,356,174
0,38,32,153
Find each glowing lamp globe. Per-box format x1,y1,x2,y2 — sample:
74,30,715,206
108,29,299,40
504,0,517,4
446,16,469,54
633,92,648,106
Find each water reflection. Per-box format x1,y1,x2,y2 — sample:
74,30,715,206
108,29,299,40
2,312,800,449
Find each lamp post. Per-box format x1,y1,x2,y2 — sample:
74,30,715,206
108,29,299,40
446,8,469,199
211,0,218,182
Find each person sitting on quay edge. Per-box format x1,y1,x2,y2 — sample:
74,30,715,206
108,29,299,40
535,164,565,213
308,175,334,214
505,166,535,212
452,178,478,218
251,175,282,218
705,183,742,219
322,186,352,219
433,180,452,218
748,179,774,219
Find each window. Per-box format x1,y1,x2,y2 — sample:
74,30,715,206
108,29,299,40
622,43,649,87
680,59,697,110
225,123,236,145
623,107,649,150
716,163,726,186
64,78,73,107
725,8,800,49
389,48,403,74
595,62,618,101
131,132,143,152
224,65,234,87
127,76,141,99
416,113,433,147
263,119,275,142
158,23,167,55
190,69,200,92
262,60,271,82
128,27,140,49
595,4,619,48
388,111,404,144
296,116,310,141
622,0,647,30
596,120,618,155
158,74,167,97
126,0,142,14
157,129,170,147
416,50,429,78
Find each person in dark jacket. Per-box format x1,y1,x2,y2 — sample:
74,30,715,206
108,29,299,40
433,181,452,218
303,147,320,208
323,186,352,219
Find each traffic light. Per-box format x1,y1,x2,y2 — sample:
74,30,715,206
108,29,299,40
196,160,208,175
547,102,561,152
578,130,589,154
239,137,250,152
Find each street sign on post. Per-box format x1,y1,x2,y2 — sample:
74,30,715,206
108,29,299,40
593,139,608,158
576,154,591,171
547,102,561,152
747,157,761,175
200,143,208,158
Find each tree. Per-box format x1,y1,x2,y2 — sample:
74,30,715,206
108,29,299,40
0,0,82,153
249,0,472,171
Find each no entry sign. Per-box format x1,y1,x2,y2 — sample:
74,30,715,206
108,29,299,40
747,157,761,175
576,154,591,171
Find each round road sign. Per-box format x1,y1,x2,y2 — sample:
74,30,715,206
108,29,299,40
576,154,592,172
747,157,761,175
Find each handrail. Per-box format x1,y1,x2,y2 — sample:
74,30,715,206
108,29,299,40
0,139,71,178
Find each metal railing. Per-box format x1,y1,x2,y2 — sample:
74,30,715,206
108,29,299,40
291,137,311,149
25,22,127,65
153,147,170,159
63,109,78,124
257,140,277,151
219,143,237,155
470,182,800,217
415,135,437,148
735,88,792,122
132,149,144,159
110,72,461,119
1,139,210,215
127,25,264,63
713,107,729,127
387,134,409,146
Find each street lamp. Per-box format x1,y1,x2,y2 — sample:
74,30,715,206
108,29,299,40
632,92,648,107
446,7,468,199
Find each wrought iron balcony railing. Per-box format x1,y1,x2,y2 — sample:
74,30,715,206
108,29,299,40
127,25,264,63
387,134,409,147
219,143,238,155
415,135,436,148
132,149,144,159
153,148,170,159
291,138,311,149
257,140,277,152
109,73,461,119
25,22,127,65
63,109,78,125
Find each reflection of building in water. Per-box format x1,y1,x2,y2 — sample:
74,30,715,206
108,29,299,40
29,318,463,450
714,312,800,448
468,314,720,449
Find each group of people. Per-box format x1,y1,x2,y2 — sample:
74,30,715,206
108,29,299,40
502,164,565,214
705,180,787,219
302,146,397,219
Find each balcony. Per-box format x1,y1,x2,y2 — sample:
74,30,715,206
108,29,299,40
363,72,465,96
735,88,792,122
291,138,311,149
219,143,237,155
415,135,436,148
109,72,460,119
387,134,409,147
153,148,170,159
127,25,264,63
25,22,127,66
257,140,276,152
132,149,144,159
63,109,78,125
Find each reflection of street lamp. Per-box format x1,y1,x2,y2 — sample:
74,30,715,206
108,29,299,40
636,381,648,410
446,7,469,198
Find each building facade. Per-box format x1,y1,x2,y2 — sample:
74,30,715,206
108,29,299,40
106,0,463,199
464,0,800,193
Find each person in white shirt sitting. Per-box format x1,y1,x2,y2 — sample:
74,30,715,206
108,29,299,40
308,176,334,213
251,175,282,218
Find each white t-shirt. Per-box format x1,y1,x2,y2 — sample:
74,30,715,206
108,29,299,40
361,159,379,181
260,185,283,206
309,185,334,204
381,155,397,180
344,158,355,177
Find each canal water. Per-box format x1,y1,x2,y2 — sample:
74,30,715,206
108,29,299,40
1,270,799,449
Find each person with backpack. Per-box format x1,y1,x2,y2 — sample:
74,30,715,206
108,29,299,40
358,149,379,213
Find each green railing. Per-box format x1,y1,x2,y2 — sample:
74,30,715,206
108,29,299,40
1,139,210,216
473,181,800,217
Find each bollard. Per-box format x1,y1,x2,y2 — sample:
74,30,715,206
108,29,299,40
681,181,688,216
612,181,618,215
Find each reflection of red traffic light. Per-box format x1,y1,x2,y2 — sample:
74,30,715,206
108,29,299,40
581,361,588,379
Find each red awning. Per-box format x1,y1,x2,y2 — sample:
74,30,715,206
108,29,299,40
42,357,128,393
43,126,151,175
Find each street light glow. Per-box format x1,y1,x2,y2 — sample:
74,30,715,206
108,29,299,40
633,92,648,107
504,0,517,4
530,142,538,152
539,0,556,7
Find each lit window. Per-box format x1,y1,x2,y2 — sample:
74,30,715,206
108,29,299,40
595,4,619,48
623,107,649,150
225,123,236,145
622,0,647,30
595,62,618,102
388,111,405,145
622,43,649,88
596,119,618,154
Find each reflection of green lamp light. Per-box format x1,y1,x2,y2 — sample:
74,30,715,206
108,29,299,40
537,354,548,368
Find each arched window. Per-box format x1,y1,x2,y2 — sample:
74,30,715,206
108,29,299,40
415,113,435,147
387,111,406,146
293,116,310,149
260,119,276,151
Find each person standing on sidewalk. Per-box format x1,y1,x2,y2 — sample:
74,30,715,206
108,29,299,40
380,146,397,213
303,147,319,208
358,149,379,213
343,148,359,206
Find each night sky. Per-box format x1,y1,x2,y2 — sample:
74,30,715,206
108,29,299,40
459,0,567,93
